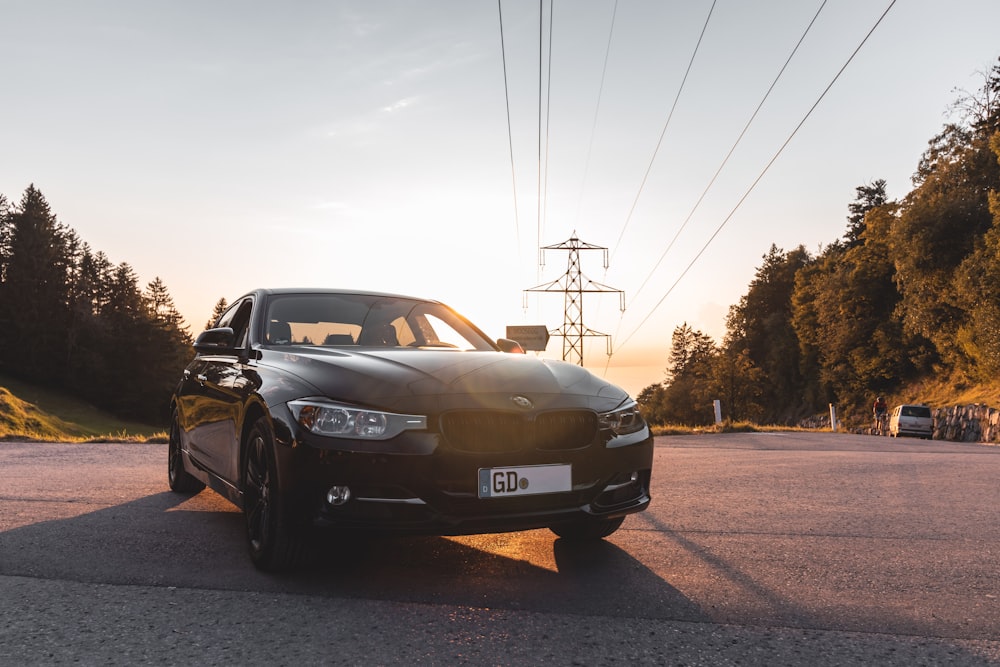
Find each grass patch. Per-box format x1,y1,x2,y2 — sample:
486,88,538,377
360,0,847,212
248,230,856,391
890,373,1000,409
650,421,820,437
0,374,165,443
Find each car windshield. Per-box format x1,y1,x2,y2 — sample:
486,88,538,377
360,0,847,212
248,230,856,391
263,293,497,351
901,406,931,418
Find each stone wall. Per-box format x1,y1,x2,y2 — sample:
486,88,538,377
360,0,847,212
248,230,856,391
934,404,1000,443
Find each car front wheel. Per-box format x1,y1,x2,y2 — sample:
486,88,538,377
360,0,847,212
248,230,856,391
242,416,304,572
550,515,625,541
168,411,205,494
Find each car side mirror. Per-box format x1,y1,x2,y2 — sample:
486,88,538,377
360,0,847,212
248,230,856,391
193,327,236,355
496,338,525,354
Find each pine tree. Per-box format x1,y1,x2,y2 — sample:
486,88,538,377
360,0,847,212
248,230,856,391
0,185,73,382
138,278,193,422
844,179,887,248
726,245,812,423
206,297,229,330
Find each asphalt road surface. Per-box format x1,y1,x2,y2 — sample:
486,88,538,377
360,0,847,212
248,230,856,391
2,432,1000,665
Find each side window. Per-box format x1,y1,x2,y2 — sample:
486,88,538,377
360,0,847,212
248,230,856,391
217,298,254,349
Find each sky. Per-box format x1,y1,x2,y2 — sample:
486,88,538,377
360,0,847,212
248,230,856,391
2,0,999,399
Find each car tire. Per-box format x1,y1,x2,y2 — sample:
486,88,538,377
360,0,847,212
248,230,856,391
168,411,205,494
550,515,625,541
243,416,305,572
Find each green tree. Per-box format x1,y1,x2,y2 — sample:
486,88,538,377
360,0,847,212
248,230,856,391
660,323,717,425
665,322,715,382
636,382,669,426
947,58,1000,138
0,185,195,422
726,245,812,423
0,185,73,382
138,278,193,421
709,345,764,423
794,199,935,419
952,131,1000,377
97,263,151,418
845,179,888,248
206,297,228,330
893,120,1000,372
636,324,719,426
789,252,832,414
64,243,115,398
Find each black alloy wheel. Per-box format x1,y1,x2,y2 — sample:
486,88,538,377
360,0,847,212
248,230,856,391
242,416,304,571
167,410,205,493
550,515,625,541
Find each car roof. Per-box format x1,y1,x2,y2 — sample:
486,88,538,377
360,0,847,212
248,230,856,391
246,287,443,304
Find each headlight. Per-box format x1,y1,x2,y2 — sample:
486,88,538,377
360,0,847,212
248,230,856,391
598,400,645,436
288,400,426,440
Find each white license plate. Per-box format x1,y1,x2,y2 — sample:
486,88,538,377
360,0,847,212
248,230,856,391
478,464,572,498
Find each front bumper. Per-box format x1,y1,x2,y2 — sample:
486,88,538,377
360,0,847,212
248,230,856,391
894,427,933,438
276,425,654,536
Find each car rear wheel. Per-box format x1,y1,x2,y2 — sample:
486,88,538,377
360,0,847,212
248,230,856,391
549,515,625,541
168,411,205,494
243,416,304,572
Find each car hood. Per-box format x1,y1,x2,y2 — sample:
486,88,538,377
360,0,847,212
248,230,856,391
257,347,629,412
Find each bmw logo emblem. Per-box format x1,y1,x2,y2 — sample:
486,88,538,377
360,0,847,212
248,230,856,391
510,395,533,410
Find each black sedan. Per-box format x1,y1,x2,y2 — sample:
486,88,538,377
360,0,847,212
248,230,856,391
169,288,653,571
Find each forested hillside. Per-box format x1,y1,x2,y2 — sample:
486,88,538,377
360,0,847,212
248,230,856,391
638,59,1000,427
0,186,191,423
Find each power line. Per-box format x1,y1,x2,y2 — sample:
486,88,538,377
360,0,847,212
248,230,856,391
574,0,619,224
497,0,521,251
536,0,545,263
609,0,718,263
627,0,829,307
541,0,554,257
612,0,898,355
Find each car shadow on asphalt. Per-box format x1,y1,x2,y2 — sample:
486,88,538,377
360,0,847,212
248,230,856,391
0,489,707,623
297,530,709,621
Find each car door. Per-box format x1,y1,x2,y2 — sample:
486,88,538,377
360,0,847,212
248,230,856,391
185,297,255,485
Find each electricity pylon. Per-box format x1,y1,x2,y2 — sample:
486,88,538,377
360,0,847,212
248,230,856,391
525,234,625,366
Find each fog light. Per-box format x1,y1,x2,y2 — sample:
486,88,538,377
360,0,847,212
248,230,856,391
609,471,638,485
326,485,351,506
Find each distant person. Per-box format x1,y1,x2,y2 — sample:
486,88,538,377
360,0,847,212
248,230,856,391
873,396,888,435
873,396,887,418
